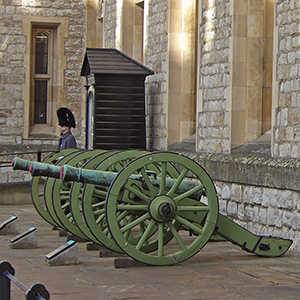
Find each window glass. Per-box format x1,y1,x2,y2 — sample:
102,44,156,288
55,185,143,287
34,80,47,124
35,33,48,74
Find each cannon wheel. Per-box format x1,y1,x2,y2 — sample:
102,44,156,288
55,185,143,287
106,152,219,266
81,149,180,253
30,149,80,227
68,150,116,243
48,150,104,235
81,150,150,252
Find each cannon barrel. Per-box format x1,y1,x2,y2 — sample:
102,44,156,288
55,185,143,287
61,164,204,199
12,157,204,199
30,161,61,178
60,164,118,185
12,158,62,178
11,159,205,199
11,157,33,171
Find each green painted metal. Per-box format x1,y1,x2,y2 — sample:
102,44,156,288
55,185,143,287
43,150,88,229
105,152,219,266
52,150,104,239
30,161,61,178
11,157,32,171
12,150,293,266
215,213,292,257
30,149,80,227
81,150,150,252
68,150,116,244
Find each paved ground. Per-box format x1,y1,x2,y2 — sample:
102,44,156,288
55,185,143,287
1,204,300,300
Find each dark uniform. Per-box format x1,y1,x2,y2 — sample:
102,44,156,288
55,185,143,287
57,107,77,150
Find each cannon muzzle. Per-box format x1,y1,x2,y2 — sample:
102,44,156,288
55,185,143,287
12,158,61,179
11,157,33,171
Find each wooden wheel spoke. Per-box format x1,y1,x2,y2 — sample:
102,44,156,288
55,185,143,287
91,201,105,209
123,183,151,202
61,202,70,210
93,208,105,215
139,167,157,198
174,215,203,235
95,213,105,224
120,213,150,234
168,221,186,251
103,226,109,235
116,210,130,222
136,219,156,250
174,183,204,203
159,162,167,195
93,189,107,197
117,204,148,211
157,223,164,257
66,214,73,223
167,167,189,197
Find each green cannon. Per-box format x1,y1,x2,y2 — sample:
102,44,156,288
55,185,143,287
12,151,292,266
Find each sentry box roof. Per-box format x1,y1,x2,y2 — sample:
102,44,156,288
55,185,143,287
81,48,154,77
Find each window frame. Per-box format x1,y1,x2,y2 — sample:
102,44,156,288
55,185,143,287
30,28,54,131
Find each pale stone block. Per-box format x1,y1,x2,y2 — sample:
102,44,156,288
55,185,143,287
277,190,293,209
247,13,264,37
282,211,294,229
279,143,291,157
244,205,254,221
252,187,263,205
227,201,238,217
237,204,245,220
267,207,283,227
232,0,248,15
218,199,228,215
252,206,259,222
258,207,267,225
233,15,247,37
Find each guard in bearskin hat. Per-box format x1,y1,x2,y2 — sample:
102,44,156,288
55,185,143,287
57,107,77,150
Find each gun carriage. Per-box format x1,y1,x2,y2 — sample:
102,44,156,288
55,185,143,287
12,150,292,266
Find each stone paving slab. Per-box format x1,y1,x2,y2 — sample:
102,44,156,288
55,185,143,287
1,204,300,300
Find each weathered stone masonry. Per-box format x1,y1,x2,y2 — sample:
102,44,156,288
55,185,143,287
197,0,231,154
273,0,300,158
187,152,300,252
145,0,169,150
0,0,87,150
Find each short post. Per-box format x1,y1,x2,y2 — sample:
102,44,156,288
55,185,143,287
0,261,15,300
37,150,42,162
0,261,50,300
0,216,19,236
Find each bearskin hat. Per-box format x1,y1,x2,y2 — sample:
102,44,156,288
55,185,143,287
57,107,76,128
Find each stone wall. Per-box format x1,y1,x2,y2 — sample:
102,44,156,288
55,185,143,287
273,0,300,158
144,0,169,150
215,180,300,251
0,0,87,151
197,0,231,153
103,0,117,47
184,152,300,251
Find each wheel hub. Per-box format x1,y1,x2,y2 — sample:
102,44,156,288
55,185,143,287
149,195,176,223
